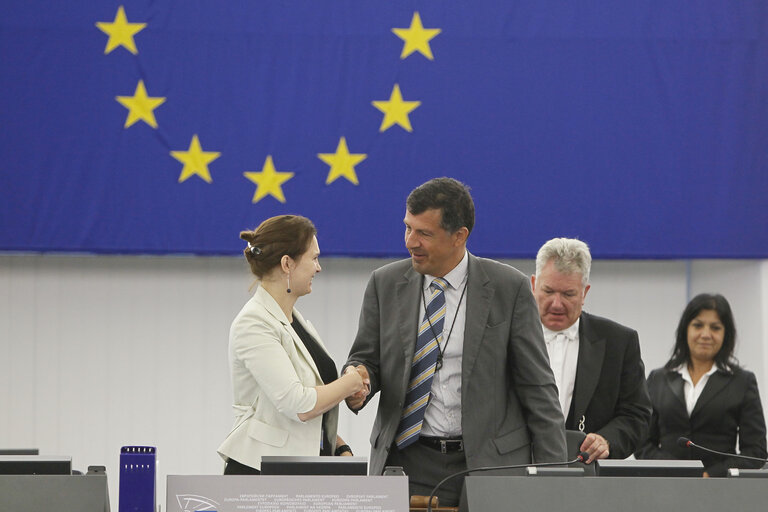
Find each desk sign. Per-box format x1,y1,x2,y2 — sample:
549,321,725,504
167,475,408,512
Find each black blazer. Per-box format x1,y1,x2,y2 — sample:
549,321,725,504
635,366,768,477
569,312,652,459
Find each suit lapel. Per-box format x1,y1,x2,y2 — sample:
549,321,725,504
396,266,422,387
663,370,687,411
461,254,493,394
691,371,730,418
573,313,605,420
254,286,321,383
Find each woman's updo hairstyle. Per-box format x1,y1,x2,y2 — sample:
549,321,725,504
240,215,316,279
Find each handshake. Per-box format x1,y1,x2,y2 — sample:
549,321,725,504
342,364,371,410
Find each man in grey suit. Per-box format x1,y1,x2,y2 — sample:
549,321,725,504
531,238,651,463
345,178,566,506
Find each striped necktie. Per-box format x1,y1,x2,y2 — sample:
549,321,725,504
395,277,448,449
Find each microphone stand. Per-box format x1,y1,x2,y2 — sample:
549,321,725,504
426,452,589,512
677,437,768,465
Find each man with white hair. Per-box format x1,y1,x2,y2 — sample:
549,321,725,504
531,238,651,463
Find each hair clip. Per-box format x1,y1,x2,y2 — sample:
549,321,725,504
247,242,262,256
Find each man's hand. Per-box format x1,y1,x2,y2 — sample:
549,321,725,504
345,365,370,411
580,432,610,463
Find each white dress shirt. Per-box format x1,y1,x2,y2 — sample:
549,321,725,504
675,364,719,416
421,251,468,437
542,320,580,417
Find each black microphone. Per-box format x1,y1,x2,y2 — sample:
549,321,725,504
677,437,768,464
426,452,590,512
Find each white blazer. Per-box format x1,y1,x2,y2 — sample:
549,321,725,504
217,285,339,470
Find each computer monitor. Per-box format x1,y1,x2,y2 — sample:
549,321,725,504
728,467,768,478
0,449,39,456
260,456,367,476
0,455,72,475
596,459,703,477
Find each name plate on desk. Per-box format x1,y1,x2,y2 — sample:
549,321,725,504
166,475,408,512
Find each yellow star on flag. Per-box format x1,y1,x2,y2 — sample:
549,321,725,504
372,84,421,132
392,12,441,60
170,135,221,184
244,156,294,203
115,80,166,129
95,6,146,55
317,137,367,185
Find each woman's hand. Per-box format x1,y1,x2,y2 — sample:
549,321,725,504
343,365,367,396
335,435,353,456
345,365,370,410
297,365,369,421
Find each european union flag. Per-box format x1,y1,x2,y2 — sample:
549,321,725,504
2,2,767,257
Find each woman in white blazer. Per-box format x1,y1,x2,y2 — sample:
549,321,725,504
217,215,368,474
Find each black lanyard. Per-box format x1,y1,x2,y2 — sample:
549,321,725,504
421,274,468,371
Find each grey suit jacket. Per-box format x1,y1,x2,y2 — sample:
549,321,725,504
568,312,651,458
346,253,567,475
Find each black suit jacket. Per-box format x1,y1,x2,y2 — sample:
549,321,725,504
568,312,652,459
635,366,767,477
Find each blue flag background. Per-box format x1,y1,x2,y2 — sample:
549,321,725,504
2,2,767,258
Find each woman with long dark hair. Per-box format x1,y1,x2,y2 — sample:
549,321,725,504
635,293,766,476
